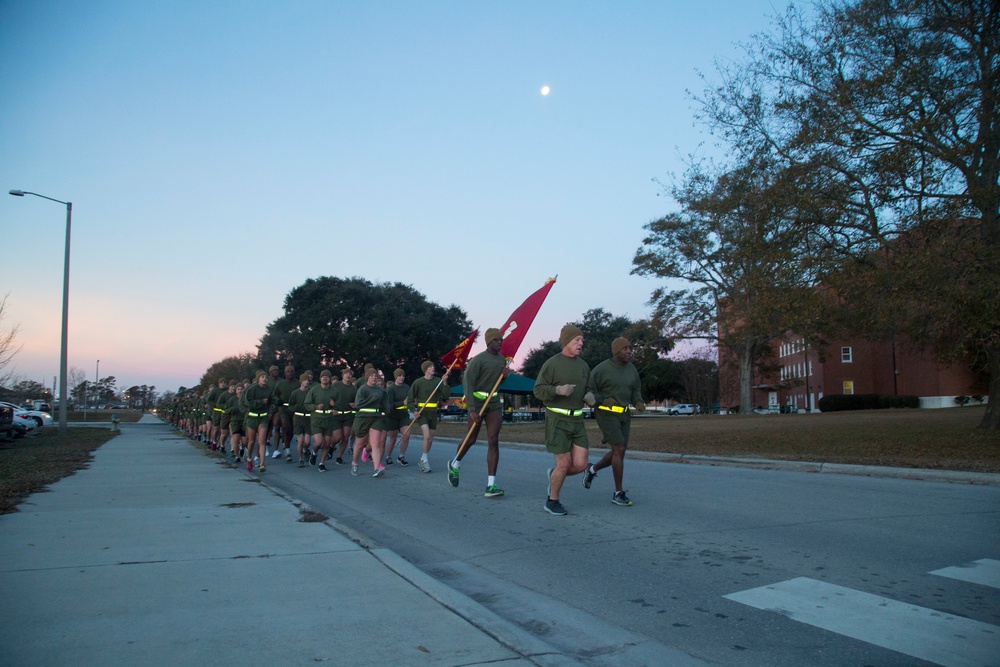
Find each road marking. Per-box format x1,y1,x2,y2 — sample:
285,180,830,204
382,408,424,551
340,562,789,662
931,559,1000,590
724,577,999,667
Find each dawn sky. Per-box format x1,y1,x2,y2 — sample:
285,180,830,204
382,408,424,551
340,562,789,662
1,0,781,396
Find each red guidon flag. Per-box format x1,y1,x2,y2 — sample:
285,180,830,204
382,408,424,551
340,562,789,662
441,329,479,370
499,277,557,361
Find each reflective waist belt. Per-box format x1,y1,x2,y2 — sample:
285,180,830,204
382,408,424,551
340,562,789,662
417,402,438,408
395,405,408,410
213,407,224,412
248,411,267,418
358,408,378,413
598,405,628,414
547,407,584,417
473,391,491,400
294,412,308,417
313,409,331,414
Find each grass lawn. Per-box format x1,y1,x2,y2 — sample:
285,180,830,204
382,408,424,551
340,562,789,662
434,406,1000,473
0,427,118,514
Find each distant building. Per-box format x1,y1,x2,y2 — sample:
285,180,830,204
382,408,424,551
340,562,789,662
719,335,988,412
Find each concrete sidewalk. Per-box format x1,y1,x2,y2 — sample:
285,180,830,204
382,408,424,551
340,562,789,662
0,418,578,667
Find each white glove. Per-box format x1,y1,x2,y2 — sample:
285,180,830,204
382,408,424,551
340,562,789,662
583,392,596,407
555,384,576,397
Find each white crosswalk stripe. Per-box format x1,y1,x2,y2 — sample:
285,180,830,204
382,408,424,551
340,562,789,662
930,558,1000,589
724,572,1000,667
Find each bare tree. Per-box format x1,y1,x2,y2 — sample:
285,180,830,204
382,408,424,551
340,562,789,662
0,294,23,389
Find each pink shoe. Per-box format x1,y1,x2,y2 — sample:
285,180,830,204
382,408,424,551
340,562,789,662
246,459,253,472
362,448,369,463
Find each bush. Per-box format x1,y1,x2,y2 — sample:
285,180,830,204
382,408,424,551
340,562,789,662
818,394,919,412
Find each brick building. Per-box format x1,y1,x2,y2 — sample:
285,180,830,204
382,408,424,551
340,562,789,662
720,335,988,412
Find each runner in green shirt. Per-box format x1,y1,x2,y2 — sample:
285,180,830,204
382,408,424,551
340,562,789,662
407,360,451,473
583,337,646,507
447,328,507,497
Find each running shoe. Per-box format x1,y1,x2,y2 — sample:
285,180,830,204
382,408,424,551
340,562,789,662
484,484,505,498
286,453,293,463
351,464,359,476
335,457,344,465
259,463,266,473
317,463,327,472
447,460,460,487
385,457,393,466
271,448,282,459
309,451,317,466
298,459,305,468
265,448,272,459
417,459,431,473
583,465,597,489
544,498,567,516
361,448,369,463
612,490,633,507
246,459,253,472
373,466,385,478
397,456,408,467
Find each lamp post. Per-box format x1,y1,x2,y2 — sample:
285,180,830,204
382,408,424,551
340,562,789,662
9,189,72,436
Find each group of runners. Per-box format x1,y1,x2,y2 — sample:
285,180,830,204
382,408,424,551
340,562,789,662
163,324,646,514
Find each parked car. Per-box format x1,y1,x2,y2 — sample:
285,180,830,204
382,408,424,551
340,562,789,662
667,403,701,416
0,404,14,440
0,401,52,428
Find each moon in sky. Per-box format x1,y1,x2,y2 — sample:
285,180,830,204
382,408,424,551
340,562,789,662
541,85,550,96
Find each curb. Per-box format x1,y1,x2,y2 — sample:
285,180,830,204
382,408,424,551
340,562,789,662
433,437,1000,487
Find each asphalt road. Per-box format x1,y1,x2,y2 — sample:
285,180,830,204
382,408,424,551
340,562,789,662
251,438,1000,667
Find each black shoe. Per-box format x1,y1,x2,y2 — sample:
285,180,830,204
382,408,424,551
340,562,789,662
612,490,633,507
583,465,596,489
397,456,408,467
335,457,344,465
544,498,567,516
317,463,327,472
385,457,394,466
309,451,317,466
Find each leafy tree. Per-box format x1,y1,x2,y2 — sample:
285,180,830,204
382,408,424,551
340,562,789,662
632,155,822,414
699,0,1000,428
518,341,562,380
258,277,472,380
1,379,48,404
640,357,684,403
198,352,260,391
677,351,721,409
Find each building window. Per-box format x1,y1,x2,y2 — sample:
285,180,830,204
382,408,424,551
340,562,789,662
841,346,853,363
843,380,854,395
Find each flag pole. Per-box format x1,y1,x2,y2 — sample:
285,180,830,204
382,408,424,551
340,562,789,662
453,363,509,460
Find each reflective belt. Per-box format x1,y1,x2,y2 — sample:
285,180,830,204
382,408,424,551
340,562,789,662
358,408,378,413
313,409,331,414
598,405,628,414
294,412,308,417
547,407,584,417
248,411,267,418
213,407,224,412
473,391,490,400
417,402,438,408
395,405,408,410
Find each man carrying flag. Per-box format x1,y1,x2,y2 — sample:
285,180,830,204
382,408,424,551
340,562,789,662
403,329,477,473
447,328,508,496
446,277,557,496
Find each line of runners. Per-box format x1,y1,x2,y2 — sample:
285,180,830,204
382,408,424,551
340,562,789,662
161,325,646,513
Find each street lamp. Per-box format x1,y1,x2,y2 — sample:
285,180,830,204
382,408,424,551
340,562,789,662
9,189,72,436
